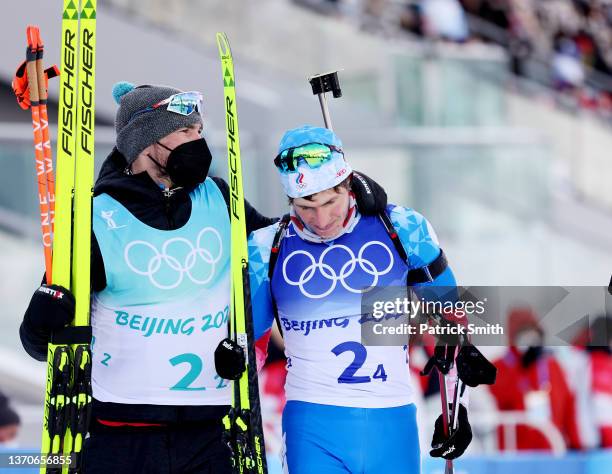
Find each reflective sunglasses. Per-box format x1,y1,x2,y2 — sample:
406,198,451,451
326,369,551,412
129,91,203,123
274,143,344,173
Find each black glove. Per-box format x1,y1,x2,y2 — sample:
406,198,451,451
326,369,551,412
456,344,497,387
351,171,387,216
430,404,472,460
215,338,246,380
421,344,456,377
24,284,75,334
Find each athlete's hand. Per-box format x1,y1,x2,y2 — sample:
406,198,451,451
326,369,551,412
351,171,387,215
456,344,497,387
24,284,75,334
430,404,472,460
215,338,246,380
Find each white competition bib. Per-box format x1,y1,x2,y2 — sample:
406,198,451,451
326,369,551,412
91,179,231,405
273,215,414,408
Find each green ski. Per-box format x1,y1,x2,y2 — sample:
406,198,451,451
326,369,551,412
216,32,268,474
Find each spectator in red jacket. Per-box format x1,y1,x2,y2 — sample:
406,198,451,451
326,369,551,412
489,307,583,451
574,315,612,448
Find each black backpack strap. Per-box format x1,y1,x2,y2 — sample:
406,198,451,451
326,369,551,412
407,249,448,285
269,214,291,281
268,214,291,336
378,211,409,264
378,211,449,285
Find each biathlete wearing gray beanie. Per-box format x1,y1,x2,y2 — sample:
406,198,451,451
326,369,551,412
112,81,212,189
112,81,204,165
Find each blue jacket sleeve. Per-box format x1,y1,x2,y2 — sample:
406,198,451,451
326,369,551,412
388,205,457,288
248,223,278,342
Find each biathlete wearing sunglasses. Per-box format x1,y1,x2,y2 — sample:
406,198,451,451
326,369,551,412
19,85,388,474
249,126,471,473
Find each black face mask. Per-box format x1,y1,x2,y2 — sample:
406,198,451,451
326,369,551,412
148,137,212,189
520,346,543,368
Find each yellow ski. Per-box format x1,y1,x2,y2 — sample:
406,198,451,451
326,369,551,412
216,32,267,474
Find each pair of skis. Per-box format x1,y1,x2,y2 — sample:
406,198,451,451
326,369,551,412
217,33,268,474
20,1,97,473
21,16,259,474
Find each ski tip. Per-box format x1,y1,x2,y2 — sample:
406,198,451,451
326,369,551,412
216,32,231,58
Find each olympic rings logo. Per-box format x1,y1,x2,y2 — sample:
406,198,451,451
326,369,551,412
124,227,223,290
282,241,394,299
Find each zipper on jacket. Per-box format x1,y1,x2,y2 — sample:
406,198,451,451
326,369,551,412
162,187,177,229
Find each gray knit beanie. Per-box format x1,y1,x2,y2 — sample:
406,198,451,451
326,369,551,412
112,81,203,164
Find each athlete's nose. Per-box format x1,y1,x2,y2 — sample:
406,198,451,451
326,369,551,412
312,208,333,231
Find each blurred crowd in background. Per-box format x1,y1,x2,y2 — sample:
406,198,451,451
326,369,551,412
487,310,612,451
306,0,612,116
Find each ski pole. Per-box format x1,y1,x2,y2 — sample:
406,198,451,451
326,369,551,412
421,340,457,474
449,379,464,433
437,368,454,474
33,27,57,248
308,71,342,130
446,342,462,433
25,25,53,283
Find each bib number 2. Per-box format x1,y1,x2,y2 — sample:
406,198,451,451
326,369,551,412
331,341,387,384
169,353,229,391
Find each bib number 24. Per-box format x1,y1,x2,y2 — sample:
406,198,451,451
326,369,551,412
331,341,387,384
